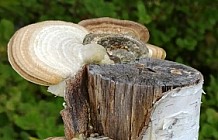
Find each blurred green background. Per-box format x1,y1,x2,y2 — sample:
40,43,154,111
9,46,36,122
0,0,217,139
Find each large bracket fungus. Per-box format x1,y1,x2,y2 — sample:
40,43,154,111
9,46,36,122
8,18,165,97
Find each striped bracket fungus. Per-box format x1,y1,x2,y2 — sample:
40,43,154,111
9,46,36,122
8,18,166,97
7,21,113,96
79,17,166,60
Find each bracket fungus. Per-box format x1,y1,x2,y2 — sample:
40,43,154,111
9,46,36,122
83,33,150,63
7,21,113,96
78,17,150,42
8,18,166,97
79,17,166,59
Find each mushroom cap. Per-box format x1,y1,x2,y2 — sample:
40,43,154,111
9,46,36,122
78,17,150,43
8,20,111,86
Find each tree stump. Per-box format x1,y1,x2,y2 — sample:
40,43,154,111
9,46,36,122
57,58,203,140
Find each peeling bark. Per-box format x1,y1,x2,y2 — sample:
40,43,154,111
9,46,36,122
60,67,90,139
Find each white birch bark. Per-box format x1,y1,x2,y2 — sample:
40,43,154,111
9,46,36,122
142,80,204,140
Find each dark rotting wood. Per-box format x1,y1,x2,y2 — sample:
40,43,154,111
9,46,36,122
60,66,90,140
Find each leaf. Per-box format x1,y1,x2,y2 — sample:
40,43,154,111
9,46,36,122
176,37,197,51
200,123,215,138
29,137,40,140
0,19,14,45
166,27,177,38
0,113,9,126
206,108,218,125
137,1,151,24
83,0,116,17
14,109,42,130
0,124,16,140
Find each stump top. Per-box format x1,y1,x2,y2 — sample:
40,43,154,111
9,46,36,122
88,58,202,88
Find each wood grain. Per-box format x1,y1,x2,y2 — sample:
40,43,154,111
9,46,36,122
87,58,202,140
59,58,202,140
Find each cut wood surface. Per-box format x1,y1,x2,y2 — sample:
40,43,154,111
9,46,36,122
56,58,203,140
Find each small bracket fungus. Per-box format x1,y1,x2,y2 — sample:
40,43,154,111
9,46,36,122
78,17,150,42
79,17,166,59
83,33,150,63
